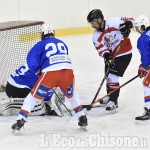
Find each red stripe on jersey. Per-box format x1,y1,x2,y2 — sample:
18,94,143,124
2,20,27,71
96,44,103,50
98,27,119,43
112,37,132,57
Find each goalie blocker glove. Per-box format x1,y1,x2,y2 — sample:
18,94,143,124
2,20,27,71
119,21,133,37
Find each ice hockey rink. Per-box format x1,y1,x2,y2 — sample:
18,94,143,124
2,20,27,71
0,32,149,150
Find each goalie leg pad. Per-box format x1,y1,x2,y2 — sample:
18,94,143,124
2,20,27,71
0,98,24,116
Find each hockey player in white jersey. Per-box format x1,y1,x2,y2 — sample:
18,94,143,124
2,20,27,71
134,15,150,120
11,23,87,132
87,9,134,111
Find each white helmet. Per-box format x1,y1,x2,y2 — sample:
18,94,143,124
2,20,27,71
41,23,54,39
134,15,149,33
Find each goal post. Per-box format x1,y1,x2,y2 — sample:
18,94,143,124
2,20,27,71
0,21,44,90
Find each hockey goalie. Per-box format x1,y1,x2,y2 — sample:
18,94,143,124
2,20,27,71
0,88,65,117
0,62,66,117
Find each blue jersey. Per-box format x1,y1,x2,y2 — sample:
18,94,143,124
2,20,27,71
8,64,38,89
7,64,54,101
27,37,72,73
137,29,150,69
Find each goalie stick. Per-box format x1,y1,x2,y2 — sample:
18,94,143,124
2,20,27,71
83,75,139,111
53,89,73,116
83,40,123,111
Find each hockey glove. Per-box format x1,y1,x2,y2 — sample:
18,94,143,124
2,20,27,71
119,21,133,37
103,53,115,68
143,70,150,87
138,64,148,78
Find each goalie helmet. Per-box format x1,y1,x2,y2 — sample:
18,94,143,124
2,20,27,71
134,15,149,32
87,9,104,22
41,23,55,39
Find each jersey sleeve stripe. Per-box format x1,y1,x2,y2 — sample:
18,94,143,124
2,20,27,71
96,44,103,50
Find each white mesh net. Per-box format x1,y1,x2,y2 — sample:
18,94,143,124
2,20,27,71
0,21,43,89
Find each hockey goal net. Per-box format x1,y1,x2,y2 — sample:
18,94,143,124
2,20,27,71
0,21,44,90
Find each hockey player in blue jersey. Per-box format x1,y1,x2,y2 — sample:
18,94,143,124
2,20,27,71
11,23,87,132
134,15,150,120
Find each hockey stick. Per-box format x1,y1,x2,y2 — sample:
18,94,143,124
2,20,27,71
86,75,139,110
53,89,73,116
83,40,123,111
62,105,101,113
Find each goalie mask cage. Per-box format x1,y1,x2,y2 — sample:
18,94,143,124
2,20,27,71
0,21,44,90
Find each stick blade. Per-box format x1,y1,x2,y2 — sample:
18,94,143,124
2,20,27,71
82,105,92,111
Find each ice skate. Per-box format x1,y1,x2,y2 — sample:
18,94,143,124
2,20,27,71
100,96,110,105
135,107,150,121
44,103,59,116
11,118,26,134
106,101,118,114
78,115,88,130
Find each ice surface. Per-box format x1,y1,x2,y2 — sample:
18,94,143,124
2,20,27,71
0,32,149,150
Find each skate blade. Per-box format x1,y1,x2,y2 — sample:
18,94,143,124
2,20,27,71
100,101,109,106
100,103,107,107
12,129,19,135
12,128,24,135
80,126,88,131
135,120,150,125
106,109,118,115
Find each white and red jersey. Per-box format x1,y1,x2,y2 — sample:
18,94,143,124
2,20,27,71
92,17,134,58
